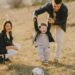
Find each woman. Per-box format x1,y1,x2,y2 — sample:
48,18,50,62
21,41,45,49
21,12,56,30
0,21,18,61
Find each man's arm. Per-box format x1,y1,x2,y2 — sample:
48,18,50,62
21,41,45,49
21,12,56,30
33,18,39,32
34,3,49,16
48,7,68,27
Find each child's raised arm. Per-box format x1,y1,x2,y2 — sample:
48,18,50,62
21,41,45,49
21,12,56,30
33,17,39,32
47,20,51,32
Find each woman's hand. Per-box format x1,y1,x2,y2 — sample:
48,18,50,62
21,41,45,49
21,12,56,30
6,46,18,50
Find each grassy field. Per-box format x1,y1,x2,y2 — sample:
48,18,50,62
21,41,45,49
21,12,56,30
0,1,75,75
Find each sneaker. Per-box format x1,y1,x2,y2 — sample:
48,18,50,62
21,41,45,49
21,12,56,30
0,56,4,64
5,58,11,62
54,59,59,63
42,61,48,66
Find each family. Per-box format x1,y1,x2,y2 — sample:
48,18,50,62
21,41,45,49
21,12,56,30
0,0,68,66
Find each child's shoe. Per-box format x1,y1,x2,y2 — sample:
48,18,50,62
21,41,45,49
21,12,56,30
42,60,48,66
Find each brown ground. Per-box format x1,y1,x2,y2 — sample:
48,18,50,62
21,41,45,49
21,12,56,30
0,1,75,75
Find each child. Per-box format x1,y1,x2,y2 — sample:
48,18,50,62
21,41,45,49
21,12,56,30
33,18,54,65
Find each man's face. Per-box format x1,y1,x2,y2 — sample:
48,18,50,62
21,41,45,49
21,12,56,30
40,25,47,33
52,1,62,12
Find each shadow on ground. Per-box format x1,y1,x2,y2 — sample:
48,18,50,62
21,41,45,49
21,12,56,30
48,61,75,70
8,63,49,75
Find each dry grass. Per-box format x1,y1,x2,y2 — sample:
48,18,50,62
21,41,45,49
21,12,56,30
0,1,75,75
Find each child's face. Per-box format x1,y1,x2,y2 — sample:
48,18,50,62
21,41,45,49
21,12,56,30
40,25,47,33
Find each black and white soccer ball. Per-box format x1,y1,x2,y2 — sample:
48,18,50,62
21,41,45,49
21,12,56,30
32,68,44,75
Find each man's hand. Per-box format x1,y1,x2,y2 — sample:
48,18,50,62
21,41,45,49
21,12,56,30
48,18,55,24
33,16,37,21
33,15,37,19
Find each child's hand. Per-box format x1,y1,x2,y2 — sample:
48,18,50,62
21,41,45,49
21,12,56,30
33,16,37,21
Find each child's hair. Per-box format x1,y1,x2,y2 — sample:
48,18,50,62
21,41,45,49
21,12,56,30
39,23,47,28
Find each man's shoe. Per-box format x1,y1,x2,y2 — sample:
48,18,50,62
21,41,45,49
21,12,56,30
54,59,59,63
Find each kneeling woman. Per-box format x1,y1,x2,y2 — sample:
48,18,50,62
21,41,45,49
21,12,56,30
0,21,18,61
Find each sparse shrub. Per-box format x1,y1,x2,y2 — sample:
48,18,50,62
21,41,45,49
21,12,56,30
8,0,24,8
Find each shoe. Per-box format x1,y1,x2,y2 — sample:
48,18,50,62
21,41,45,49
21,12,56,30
5,58,11,62
41,61,48,66
54,59,59,63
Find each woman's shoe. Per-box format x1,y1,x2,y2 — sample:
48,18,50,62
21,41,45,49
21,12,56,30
5,58,11,62
0,56,4,64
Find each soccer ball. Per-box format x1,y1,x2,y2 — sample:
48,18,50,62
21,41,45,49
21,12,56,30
32,68,44,75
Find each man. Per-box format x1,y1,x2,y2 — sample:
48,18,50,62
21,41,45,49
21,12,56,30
33,0,68,62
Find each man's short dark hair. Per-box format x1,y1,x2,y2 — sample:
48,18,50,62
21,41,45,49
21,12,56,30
54,0,62,4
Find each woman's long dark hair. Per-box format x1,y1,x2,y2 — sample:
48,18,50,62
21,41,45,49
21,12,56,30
2,21,13,40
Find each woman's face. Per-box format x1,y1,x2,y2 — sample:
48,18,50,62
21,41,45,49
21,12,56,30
5,23,12,32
